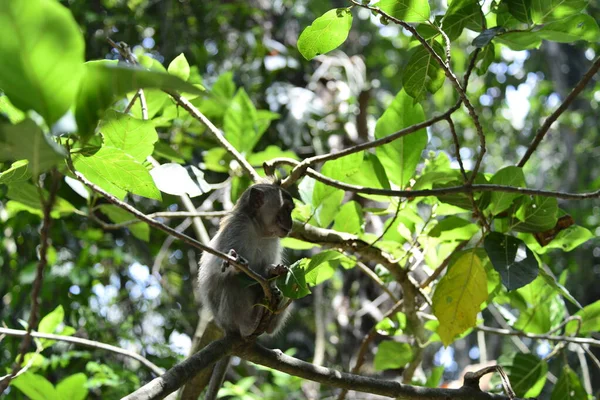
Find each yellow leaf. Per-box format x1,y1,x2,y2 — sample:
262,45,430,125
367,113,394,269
432,251,487,346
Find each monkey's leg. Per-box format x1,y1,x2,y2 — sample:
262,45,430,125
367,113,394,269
205,355,231,400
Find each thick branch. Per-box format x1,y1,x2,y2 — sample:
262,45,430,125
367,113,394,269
518,56,600,167
121,335,240,400
0,328,164,376
237,343,516,400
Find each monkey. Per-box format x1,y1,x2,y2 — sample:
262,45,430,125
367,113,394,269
197,183,294,399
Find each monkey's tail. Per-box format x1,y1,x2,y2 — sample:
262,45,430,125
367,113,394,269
204,356,231,400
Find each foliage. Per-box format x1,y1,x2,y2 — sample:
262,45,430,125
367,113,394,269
1,0,599,398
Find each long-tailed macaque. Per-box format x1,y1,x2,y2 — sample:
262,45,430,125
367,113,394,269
197,183,294,399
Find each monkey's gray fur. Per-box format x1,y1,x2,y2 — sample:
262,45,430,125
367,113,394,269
198,183,294,337
198,183,294,400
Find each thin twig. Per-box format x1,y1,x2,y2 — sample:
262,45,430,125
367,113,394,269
0,327,164,376
0,171,60,392
65,148,273,303
355,260,399,303
369,200,402,247
349,0,486,184
476,325,600,347
518,57,600,167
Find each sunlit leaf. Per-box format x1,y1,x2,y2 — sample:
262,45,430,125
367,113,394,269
100,110,158,162
11,372,58,400
512,196,558,233
432,251,487,346
537,14,600,43
297,8,353,60
56,373,88,400
442,0,485,41
531,0,588,23
374,341,413,370
377,0,431,23
402,41,446,102
488,166,526,215
0,0,84,125
565,300,600,336
0,160,31,184
98,204,150,242
168,53,191,81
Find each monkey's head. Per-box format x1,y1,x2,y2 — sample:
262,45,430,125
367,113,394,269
240,184,294,238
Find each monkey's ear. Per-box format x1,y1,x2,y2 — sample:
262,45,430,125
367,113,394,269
249,187,265,209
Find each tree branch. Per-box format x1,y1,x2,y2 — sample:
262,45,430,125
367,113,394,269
0,328,164,376
0,171,60,392
237,343,518,399
476,325,600,347
121,335,240,400
518,56,600,167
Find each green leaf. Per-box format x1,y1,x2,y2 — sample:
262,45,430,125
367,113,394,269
495,31,542,50
402,41,446,102
531,0,588,24
278,259,310,299
377,0,431,23
525,225,594,253
432,251,487,346
429,216,479,241
488,166,526,215
476,44,495,75
56,373,88,400
247,145,298,167
0,94,26,123
203,147,231,173
312,177,344,228
223,92,278,155
297,8,353,60
551,366,588,400
514,276,564,333
11,372,58,400
538,266,581,308
484,232,538,291
505,0,533,23
0,120,66,177
0,0,84,126
374,341,413,370
537,14,600,43
425,366,445,388
100,111,158,162
73,146,161,201
168,53,191,81
442,0,485,41
497,353,547,398
6,183,76,218
153,141,186,163
0,160,31,184
565,300,600,336
512,196,558,233
38,305,64,334
375,90,428,188
472,27,507,47
342,153,391,202
75,61,204,139
333,201,364,234
98,204,150,242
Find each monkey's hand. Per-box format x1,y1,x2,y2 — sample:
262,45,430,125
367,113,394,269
221,249,249,273
267,263,289,278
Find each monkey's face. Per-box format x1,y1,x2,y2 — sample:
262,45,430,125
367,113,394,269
246,185,295,238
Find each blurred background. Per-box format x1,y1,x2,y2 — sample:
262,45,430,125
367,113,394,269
1,0,599,398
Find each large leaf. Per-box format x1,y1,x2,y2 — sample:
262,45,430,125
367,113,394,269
442,0,485,41
495,31,542,50
505,0,533,23
537,14,600,43
11,372,58,400
484,232,538,291
512,196,558,233
374,90,428,188
374,341,414,371
73,147,161,201
333,201,364,235
0,120,66,177
497,353,547,398
488,166,526,215
56,373,88,400
514,276,564,333
223,89,278,153
429,216,479,242
402,41,446,102
0,0,84,126
432,251,487,346
551,366,587,400
0,160,31,184
531,0,588,23
75,60,204,139
100,110,158,162
167,53,191,81
565,300,600,336
297,8,353,60
377,0,431,23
